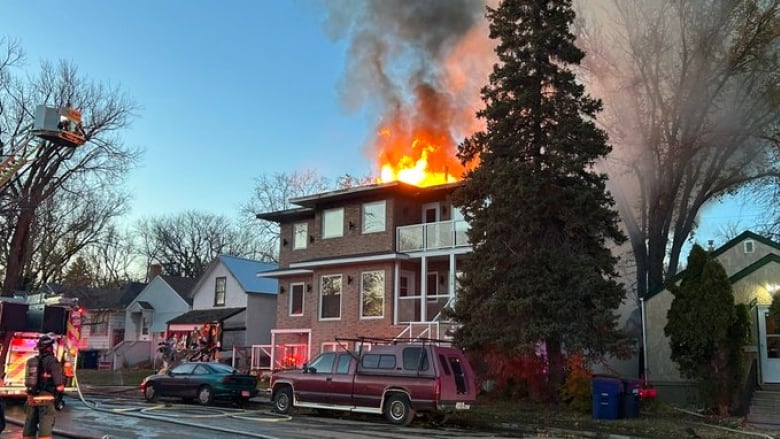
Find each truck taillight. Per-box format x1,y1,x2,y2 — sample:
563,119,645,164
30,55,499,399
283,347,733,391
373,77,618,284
434,377,441,399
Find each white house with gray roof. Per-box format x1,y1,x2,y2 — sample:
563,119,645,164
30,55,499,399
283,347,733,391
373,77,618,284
116,273,197,368
166,255,277,368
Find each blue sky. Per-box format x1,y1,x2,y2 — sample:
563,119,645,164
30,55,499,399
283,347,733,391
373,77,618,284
1,0,763,251
2,0,374,222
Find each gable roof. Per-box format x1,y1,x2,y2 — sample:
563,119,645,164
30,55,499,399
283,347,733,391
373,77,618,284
119,281,147,306
219,255,278,294
647,230,780,300
166,307,245,325
65,287,123,310
160,275,198,305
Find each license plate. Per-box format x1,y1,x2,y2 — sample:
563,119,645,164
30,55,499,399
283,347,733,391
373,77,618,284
241,390,250,397
455,402,470,410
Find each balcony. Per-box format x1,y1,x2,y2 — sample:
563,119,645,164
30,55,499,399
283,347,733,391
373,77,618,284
396,219,469,252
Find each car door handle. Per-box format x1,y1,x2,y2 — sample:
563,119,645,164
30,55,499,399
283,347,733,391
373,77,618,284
326,378,332,382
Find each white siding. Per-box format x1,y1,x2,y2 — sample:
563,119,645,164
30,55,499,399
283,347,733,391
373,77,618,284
192,262,247,310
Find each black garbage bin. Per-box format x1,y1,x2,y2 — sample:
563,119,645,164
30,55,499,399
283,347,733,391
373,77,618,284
620,378,641,418
592,376,621,420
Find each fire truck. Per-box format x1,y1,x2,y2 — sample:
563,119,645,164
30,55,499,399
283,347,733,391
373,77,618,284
0,297,82,399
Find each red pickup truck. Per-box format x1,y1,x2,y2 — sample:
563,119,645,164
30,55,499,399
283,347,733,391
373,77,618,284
270,343,477,426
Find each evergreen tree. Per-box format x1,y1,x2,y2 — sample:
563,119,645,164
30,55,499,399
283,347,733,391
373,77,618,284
62,256,95,289
450,0,627,392
665,244,746,415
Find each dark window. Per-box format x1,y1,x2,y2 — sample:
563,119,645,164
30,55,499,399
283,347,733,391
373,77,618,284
290,283,304,316
214,277,226,307
438,354,451,376
362,354,396,369
448,356,468,394
402,347,429,371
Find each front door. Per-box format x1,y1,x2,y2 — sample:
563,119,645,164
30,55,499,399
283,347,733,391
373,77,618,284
758,306,780,383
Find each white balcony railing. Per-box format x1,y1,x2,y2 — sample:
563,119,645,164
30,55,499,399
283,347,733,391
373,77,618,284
396,219,469,252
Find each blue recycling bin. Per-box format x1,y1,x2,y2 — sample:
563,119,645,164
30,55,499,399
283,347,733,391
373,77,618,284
592,376,621,420
620,378,641,418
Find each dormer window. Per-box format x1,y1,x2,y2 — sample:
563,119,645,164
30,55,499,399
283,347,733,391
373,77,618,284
744,240,755,254
322,208,344,239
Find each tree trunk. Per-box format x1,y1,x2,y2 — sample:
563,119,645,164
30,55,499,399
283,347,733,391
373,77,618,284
3,205,36,296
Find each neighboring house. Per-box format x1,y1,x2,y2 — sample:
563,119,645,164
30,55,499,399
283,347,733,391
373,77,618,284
645,231,780,402
118,269,197,368
257,181,469,370
67,282,145,367
32,282,146,369
166,254,277,367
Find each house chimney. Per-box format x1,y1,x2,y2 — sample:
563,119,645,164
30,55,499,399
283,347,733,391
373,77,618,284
148,264,162,281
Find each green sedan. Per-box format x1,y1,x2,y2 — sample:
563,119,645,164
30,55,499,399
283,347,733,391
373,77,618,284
141,362,258,406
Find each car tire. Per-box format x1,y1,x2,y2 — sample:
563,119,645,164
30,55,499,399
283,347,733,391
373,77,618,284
385,394,415,426
234,397,250,409
197,385,214,406
144,383,159,403
273,387,293,414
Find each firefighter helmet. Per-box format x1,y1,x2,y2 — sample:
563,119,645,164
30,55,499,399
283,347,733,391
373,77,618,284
36,334,55,351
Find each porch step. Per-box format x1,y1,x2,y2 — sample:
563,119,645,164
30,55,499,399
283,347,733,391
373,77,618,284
747,390,780,427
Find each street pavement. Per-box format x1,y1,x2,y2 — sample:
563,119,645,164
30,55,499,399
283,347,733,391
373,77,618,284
0,385,656,439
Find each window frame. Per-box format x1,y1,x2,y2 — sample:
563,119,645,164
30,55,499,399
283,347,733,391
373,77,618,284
360,270,385,319
214,276,226,307
289,282,304,317
319,274,342,320
89,311,109,336
293,222,308,250
362,200,386,234
322,208,344,239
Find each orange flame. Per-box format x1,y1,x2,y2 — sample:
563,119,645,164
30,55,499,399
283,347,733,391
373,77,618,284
377,132,465,187
370,17,492,188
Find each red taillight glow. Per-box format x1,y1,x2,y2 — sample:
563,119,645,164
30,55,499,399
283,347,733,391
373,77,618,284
639,387,657,399
434,377,441,400
221,376,236,384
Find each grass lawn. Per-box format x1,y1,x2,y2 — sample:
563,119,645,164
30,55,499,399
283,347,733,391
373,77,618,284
75,368,155,387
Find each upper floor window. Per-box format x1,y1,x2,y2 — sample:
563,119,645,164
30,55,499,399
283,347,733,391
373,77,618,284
289,283,304,316
361,270,385,319
362,200,386,234
293,223,308,249
322,208,344,239
214,277,226,306
320,274,342,320
744,240,755,254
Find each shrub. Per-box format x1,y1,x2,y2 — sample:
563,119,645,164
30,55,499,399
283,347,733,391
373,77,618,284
560,352,592,412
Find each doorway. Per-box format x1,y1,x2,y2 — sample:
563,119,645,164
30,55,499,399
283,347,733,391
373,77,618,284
758,306,780,383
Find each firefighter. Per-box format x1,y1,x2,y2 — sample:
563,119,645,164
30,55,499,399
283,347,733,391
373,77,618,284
23,334,65,439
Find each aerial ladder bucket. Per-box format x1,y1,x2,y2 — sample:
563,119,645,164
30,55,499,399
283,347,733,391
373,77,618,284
30,105,87,149
0,104,87,189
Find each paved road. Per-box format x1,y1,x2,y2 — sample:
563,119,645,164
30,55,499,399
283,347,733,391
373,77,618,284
2,393,542,439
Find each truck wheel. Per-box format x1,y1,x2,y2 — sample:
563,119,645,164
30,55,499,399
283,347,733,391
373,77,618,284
273,387,293,414
385,394,415,426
